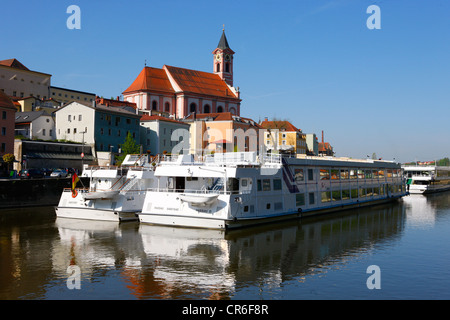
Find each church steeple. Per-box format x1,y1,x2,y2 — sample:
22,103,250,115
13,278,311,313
213,27,235,87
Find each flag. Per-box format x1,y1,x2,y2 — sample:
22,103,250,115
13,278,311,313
72,173,79,197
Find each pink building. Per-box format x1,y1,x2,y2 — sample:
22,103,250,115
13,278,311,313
0,90,15,155
123,30,241,119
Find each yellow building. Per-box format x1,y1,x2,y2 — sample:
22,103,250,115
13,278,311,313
260,119,307,155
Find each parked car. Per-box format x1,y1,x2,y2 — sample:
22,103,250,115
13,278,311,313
20,168,45,179
42,168,53,176
50,169,68,178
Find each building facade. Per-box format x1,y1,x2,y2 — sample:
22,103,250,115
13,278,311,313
54,101,141,154
15,111,56,140
50,86,96,105
0,90,16,156
140,115,190,155
123,30,241,119
260,119,307,155
0,59,51,100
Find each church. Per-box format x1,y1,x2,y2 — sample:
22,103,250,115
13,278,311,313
122,30,241,119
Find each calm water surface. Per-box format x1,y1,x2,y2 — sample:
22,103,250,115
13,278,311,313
1,192,450,300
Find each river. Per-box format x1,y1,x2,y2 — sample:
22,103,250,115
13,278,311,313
1,192,450,300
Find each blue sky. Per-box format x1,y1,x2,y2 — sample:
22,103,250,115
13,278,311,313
2,0,449,163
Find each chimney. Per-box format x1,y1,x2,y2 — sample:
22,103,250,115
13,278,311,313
322,130,324,143
264,117,268,121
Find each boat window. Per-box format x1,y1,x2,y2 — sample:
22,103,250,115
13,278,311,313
331,169,339,180
320,169,330,180
358,169,365,179
359,188,366,198
378,170,385,178
308,168,314,181
241,179,248,187
294,168,304,183
340,169,349,180
273,179,282,190
365,170,373,179
262,179,271,191
332,190,341,201
373,187,380,196
321,191,331,202
350,169,357,179
296,193,305,206
227,178,239,192
257,180,262,191
266,203,271,209
342,189,350,200
351,188,358,199
309,192,315,205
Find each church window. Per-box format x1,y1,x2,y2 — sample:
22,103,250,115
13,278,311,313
152,100,157,111
204,104,210,113
165,102,170,112
225,62,230,73
190,103,197,113
217,106,223,113
216,63,220,72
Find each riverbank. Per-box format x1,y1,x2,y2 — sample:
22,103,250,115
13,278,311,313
0,177,90,209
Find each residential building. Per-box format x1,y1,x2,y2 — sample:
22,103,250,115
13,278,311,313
123,30,241,118
54,101,141,154
182,112,261,156
15,96,61,112
50,86,96,105
140,114,190,155
0,90,16,156
318,130,334,156
15,111,55,140
0,59,51,100
260,119,307,155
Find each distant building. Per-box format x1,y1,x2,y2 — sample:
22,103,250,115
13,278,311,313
15,96,61,112
50,86,96,105
140,114,190,155
54,101,140,154
260,119,307,155
15,110,55,140
305,133,319,156
0,58,51,100
123,30,241,119
0,90,16,156
318,130,334,156
182,112,261,156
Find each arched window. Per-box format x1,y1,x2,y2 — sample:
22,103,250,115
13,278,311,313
165,102,170,112
190,103,197,113
216,63,220,72
217,106,223,113
152,100,157,111
229,107,236,115
204,104,210,113
225,63,230,73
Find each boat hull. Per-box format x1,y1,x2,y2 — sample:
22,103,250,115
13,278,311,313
408,184,450,194
55,206,138,222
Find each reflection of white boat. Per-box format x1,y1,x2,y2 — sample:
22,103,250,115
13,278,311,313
55,154,165,222
179,193,219,206
403,166,450,194
83,190,119,200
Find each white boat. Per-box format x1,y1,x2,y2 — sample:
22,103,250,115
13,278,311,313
55,154,164,222
138,152,407,230
403,165,450,194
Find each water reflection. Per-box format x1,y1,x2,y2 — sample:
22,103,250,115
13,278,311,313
47,203,405,299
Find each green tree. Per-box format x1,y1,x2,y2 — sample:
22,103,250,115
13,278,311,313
2,153,15,175
115,132,141,165
437,157,450,166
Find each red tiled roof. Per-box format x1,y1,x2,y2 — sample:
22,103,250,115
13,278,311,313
123,67,175,94
164,65,238,99
260,120,299,132
0,58,29,71
140,114,188,125
318,142,332,152
96,97,137,109
0,91,16,110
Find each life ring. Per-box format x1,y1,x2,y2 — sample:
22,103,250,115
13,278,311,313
71,189,78,198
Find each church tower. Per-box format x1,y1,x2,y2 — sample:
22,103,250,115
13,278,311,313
212,28,235,87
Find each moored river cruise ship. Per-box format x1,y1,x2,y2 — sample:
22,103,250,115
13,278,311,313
55,155,162,222
139,152,406,229
403,165,450,194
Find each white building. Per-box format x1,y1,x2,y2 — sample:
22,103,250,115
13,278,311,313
54,102,95,144
15,110,55,140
